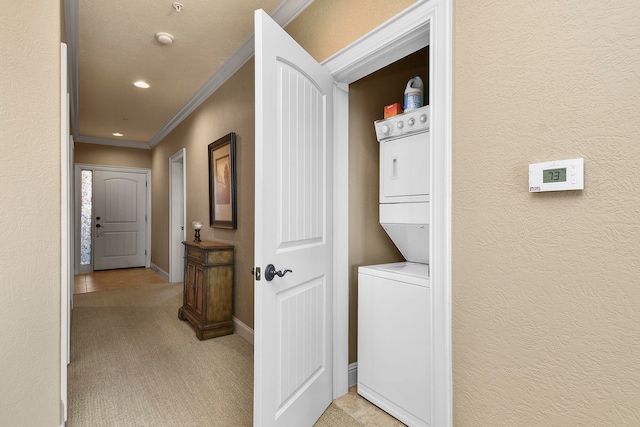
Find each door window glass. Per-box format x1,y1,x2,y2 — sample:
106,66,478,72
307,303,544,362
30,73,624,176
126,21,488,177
80,170,92,265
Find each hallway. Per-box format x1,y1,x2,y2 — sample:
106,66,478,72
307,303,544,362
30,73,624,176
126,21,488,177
74,267,167,294
69,268,403,426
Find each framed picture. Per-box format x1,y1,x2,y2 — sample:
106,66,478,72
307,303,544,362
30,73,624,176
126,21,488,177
208,132,237,229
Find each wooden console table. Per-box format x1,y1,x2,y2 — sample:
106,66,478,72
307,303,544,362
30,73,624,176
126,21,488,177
178,241,234,340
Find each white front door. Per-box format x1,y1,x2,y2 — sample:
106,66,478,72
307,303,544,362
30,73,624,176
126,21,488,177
93,170,147,270
254,9,334,427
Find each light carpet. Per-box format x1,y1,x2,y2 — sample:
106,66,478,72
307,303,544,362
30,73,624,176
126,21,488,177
67,282,360,426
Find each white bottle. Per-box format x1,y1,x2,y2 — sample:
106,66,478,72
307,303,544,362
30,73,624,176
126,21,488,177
403,75,424,112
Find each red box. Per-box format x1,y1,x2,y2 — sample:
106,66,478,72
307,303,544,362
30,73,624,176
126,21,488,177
384,103,403,118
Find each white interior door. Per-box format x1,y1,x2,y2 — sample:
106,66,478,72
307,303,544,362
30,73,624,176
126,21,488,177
170,150,186,282
94,170,147,270
254,9,334,427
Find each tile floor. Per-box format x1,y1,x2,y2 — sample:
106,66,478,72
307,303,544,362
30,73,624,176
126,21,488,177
334,386,407,426
73,268,406,426
74,267,167,294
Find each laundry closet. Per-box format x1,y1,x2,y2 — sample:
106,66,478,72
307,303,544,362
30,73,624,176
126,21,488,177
349,47,431,427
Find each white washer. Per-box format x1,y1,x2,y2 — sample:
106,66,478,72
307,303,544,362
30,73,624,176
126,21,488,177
358,262,431,427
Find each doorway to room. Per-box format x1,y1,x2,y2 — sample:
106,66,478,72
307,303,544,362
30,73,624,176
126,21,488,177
169,148,187,283
254,1,451,425
324,1,452,425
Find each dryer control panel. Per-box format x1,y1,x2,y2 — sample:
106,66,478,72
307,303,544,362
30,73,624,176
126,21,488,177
374,105,430,141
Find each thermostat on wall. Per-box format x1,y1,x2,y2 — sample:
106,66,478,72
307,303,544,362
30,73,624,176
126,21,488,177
529,158,584,192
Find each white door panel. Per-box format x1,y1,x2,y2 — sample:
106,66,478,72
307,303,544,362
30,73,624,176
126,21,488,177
170,153,186,283
94,170,146,270
254,9,334,427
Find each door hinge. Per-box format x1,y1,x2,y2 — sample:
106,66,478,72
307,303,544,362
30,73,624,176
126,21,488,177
146,181,148,188
145,249,147,256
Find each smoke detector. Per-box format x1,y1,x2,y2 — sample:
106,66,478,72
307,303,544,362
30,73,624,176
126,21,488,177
155,32,175,45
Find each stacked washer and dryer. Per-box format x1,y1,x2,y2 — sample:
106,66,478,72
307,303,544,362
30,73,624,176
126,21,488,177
358,104,431,427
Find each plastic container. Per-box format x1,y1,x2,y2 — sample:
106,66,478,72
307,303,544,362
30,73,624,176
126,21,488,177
403,75,424,112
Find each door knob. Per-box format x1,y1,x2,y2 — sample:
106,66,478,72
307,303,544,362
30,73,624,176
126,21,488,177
264,264,292,281
96,224,102,228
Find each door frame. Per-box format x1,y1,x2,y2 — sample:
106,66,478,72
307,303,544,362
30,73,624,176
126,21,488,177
74,164,152,273
169,148,187,283
323,0,452,424
60,42,71,424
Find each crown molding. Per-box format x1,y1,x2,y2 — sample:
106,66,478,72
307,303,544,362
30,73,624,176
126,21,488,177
75,135,151,150
271,0,315,27
148,0,314,148
322,0,430,84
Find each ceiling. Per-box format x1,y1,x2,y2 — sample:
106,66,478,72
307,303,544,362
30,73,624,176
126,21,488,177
65,0,313,149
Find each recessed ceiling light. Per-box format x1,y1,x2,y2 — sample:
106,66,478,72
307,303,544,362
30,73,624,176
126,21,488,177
134,81,150,89
113,132,124,137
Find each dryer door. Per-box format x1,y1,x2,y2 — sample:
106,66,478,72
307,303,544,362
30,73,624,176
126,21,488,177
380,131,430,203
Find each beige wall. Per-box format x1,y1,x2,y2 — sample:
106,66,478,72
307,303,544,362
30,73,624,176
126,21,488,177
453,1,640,424
75,142,152,169
0,1,62,425
151,61,256,328
348,48,428,362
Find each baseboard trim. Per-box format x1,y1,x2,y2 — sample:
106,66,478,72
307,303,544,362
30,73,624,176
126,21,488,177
349,362,358,387
150,263,169,282
233,316,254,345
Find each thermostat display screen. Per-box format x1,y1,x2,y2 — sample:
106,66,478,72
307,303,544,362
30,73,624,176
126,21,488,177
529,158,584,192
543,168,567,183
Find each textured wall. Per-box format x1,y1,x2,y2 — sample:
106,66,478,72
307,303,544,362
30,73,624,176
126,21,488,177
151,61,256,328
75,142,152,169
453,1,640,424
0,0,62,425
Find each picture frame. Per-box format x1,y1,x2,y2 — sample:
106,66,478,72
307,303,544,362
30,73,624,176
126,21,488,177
208,132,237,229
